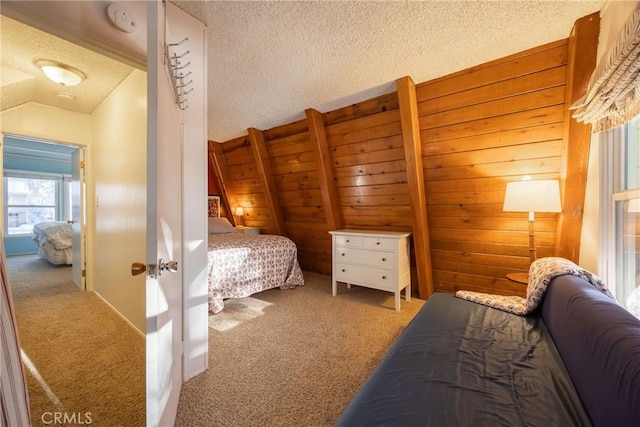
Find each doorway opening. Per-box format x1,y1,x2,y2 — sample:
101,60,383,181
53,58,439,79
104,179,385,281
2,135,86,289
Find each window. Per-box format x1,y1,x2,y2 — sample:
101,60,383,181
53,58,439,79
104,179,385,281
603,115,640,318
3,173,69,236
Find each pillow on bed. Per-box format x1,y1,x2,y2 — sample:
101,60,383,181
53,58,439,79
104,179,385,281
208,217,235,234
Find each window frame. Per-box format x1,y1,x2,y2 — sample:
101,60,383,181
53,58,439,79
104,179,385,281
3,170,71,237
600,115,640,312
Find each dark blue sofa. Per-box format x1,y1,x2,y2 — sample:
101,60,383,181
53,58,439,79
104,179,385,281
337,274,640,426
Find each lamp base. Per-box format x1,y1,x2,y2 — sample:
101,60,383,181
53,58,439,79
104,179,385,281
528,219,537,264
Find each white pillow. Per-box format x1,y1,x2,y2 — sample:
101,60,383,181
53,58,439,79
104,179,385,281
208,217,235,234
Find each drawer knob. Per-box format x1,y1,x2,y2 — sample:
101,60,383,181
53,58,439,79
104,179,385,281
376,241,380,245
382,275,387,279
382,258,386,261
341,253,345,256
341,269,346,272
346,239,350,243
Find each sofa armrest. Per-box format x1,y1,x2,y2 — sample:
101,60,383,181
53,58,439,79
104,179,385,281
540,274,640,426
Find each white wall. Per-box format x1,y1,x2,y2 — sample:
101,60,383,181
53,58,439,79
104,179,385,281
0,103,92,145
0,79,147,333
580,133,601,273
91,69,147,333
0,102,91,239
580,0,639,273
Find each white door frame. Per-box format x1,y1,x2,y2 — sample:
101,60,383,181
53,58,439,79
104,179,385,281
71,146,86,290
1,3,209,425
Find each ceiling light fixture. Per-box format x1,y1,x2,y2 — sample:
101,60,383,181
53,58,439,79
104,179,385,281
35,60,86,86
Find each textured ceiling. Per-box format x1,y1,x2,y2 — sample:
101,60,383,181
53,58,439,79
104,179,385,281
0,15,133,114
1,1,606,142
173,0,605,142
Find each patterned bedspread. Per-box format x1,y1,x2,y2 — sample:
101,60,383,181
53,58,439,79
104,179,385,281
207,233,304,314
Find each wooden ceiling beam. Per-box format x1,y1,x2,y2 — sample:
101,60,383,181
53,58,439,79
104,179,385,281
208,140,237,225
305,108,342,231
248,127,288,236
396,76,434,299
557,12,600,262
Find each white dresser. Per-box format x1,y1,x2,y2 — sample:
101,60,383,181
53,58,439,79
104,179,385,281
329,229,411,311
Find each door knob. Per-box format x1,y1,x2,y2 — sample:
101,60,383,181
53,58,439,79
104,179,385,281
131,262,147,276
131,259,177,278
131,262,157,278
159,258,178,274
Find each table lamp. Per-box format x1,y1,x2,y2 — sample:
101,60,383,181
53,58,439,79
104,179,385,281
235,206,244,226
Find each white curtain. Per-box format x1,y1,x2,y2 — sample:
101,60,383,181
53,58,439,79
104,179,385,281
571,3,640,132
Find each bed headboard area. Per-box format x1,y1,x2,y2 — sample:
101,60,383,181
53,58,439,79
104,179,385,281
208,196,220,218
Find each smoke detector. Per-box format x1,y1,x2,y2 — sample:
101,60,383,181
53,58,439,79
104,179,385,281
57,92,74,100
107,3,137,33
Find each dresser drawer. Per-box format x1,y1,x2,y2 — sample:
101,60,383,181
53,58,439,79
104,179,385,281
334,247,395,270
363,236,396,251
334,234,363,248
335,263,396,290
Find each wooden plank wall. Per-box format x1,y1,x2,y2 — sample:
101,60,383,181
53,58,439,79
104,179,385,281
324,94,418,283
212,136,273,230
325,94,411,231
209,94,414,277
417,41,569,296
209,15,598,298
263,120,331,272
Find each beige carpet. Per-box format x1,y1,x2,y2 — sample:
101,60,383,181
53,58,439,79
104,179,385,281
175,272,424,427
7,254,145,427
8,256,424,426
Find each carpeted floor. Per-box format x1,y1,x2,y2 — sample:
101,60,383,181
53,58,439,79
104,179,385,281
8,255,424,426
175,271,424,427
6,254,145,427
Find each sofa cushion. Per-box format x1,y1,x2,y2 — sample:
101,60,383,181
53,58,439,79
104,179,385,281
337,293,590,426
540,274,640,427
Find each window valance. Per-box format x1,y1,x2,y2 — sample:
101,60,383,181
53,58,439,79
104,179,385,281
571,3,640,133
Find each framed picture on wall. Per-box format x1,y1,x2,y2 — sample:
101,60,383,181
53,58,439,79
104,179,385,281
208,196,220,218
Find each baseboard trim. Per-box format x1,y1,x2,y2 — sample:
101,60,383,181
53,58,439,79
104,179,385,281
93,291,145,339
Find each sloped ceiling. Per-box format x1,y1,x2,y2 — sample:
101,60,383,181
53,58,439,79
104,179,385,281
1,1,606,142
174,0,605,141
0,15,134,114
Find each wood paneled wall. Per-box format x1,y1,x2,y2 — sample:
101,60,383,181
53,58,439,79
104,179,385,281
210,96,410,276
209,14,598,299
417,41,569,296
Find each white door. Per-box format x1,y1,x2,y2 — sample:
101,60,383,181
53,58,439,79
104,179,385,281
71,147,85,289
146,2,208,425
147,1,182,425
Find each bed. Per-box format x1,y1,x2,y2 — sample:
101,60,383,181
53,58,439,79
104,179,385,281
32,221,72,265
207,217,304,314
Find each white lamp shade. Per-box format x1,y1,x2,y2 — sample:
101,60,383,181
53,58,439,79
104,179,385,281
503,180,561,213
235,207,244,216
